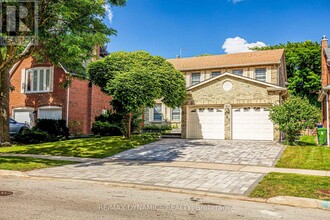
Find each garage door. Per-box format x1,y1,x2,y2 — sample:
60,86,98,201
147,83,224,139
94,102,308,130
188,107,224,139
13,109,34,127
232,107,273,140
38,107,62,120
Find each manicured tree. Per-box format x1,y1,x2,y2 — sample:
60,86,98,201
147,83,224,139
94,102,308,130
0,0,126,144
269,96,321,145
254,41,321,107
87,51,186,138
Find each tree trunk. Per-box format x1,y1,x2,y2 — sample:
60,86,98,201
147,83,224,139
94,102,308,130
0,67,11,144
125,113,132,139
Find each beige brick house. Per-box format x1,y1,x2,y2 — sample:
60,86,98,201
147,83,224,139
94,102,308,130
144,49,288,141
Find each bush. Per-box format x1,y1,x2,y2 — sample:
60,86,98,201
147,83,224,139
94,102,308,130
36,119,70,138
143,124,172,133
14,128,51,144
92,111,142,136
92,121,122,136
269,96,321,145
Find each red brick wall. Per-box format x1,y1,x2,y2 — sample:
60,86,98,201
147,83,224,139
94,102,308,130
321,38,329,87
10,57,67,123
10,56,112,135
67,77,112,134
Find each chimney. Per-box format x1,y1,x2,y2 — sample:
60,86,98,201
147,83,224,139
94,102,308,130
321,35,329,87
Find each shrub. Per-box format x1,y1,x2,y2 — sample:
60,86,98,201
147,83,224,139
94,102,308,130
91,121,122,136
269,96,321,145
92,111,142,136
143,124,172,133
14,128,51,144
36,119,70,138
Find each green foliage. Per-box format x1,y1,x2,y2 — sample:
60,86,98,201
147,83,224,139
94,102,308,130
269,96,321,145
14,128,50,144
92,111,142,136
143,124,172,133
87,51,186,137
254,41,321,107
36,119,70,138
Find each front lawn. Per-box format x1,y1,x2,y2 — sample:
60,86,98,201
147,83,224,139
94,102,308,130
249,172,330,201
0,157,76,171
0,134,159,158
276,135,330,171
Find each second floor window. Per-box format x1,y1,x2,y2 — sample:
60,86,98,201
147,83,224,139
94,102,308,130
25,68,53,93
211,72,221,77
153,104,162,121
233,69,243,76
191,73,201,86
255,68,266,82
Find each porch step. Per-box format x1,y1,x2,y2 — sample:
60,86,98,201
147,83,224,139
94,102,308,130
161,133,182,139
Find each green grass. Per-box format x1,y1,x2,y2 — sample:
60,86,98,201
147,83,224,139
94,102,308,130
0,157,76,171
250,172,330,201
276,135,330,171
0,135,159,158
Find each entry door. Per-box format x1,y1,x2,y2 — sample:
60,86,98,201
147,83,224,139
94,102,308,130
188,107,224,139
232,107,273,140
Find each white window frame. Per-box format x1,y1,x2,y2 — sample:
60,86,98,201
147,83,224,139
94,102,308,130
153,104,162,122
37,106,62,120
191,73,201,86
255,68,266,82
24,67,54,93
171,107,181,122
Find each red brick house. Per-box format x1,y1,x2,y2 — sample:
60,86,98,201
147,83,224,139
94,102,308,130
9,56,112,134
319,35,330,145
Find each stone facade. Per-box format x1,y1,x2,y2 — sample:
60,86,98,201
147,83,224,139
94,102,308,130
181,74,286,140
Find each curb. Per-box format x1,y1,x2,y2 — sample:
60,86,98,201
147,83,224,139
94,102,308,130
267,196,330,211
0,170,29,177
27,176,330,211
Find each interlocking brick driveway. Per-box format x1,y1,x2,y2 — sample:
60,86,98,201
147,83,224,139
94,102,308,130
27,139,284,195
111,139,284,167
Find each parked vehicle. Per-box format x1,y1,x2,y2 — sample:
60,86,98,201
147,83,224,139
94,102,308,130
9,118,29,136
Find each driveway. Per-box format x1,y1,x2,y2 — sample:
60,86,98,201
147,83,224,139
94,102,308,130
111,139,285,167
27,139,285,196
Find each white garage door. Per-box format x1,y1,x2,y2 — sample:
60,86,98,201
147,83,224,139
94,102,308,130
233,107,273,140
38,107,62,120
13,109,34,127
188,107,224,139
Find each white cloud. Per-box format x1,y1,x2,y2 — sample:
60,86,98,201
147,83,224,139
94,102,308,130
229,0,243,4
222,37,266,54
104,4,114,23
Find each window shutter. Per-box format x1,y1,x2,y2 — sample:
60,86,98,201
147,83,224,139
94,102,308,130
49,66,54,92
21,68,26,93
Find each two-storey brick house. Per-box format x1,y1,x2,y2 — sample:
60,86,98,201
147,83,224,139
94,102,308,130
144,49,288,141
9,56,112,134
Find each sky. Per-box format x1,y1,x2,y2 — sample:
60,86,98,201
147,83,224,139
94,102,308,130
104,0,330,59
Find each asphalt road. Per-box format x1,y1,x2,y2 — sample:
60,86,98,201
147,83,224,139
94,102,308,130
0,176,329,220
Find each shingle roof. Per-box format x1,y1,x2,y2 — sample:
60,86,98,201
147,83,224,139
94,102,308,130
167,49,285,71
325,48,330,62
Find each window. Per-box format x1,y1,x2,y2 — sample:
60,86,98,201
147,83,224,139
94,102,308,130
38,106,62,120
153,104,162,121
211,72,220,77
255,68,266,82
191,73,201,85
233,69,243,76
171,107,181,121
25,68,52,93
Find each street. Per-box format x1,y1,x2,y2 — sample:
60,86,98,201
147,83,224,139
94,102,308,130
0,176,329,220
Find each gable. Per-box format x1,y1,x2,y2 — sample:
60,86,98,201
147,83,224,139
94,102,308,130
188,75,281,105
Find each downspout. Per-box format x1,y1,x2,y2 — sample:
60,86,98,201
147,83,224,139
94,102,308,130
66,87,70,127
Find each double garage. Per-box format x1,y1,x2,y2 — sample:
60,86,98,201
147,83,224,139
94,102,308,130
187,106,274,140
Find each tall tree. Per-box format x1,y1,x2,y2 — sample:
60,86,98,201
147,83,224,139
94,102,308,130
0,0,126,144
254,41,321,107
87,51,186,138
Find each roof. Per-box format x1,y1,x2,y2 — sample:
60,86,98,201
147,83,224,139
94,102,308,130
187,72,286,91
167,49,285,71
324,48,330,63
